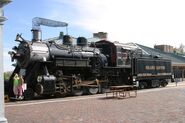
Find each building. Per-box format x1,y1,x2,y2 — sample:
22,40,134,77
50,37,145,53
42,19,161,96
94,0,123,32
93,32,108,40
154,44,174,53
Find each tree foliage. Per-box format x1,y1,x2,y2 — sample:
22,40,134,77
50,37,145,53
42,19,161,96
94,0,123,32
174,43,185,55
4,71,12,81
178,43,184,53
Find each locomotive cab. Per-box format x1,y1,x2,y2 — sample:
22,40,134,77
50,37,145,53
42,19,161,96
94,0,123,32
116,46,131,67
94,40,117,66
94,40,133,67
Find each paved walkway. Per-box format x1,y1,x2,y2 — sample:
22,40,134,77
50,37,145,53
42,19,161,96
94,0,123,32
5,81,185,123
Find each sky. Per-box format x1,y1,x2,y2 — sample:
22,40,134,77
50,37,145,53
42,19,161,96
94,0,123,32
3,0,185,71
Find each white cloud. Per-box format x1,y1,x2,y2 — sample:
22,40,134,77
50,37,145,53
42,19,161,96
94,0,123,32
51,0,185,48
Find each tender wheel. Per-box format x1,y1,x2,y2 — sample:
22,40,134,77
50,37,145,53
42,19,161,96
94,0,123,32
156,82,160,88
139,82,147,89
72,87,83,96
87,87,99,95
161,82,168,87
139,84,144,89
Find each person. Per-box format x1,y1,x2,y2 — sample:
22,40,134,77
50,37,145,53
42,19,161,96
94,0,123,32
175,78,178,86
18,75,24,99
13,73,20,99
136,81,139,88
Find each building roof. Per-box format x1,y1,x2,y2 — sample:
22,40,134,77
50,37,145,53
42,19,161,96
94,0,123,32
135,43,185,66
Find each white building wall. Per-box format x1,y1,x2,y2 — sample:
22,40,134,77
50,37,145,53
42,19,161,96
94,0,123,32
0,7,8,123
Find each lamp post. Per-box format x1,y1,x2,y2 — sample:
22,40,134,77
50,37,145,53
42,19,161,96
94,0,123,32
0,0,11,123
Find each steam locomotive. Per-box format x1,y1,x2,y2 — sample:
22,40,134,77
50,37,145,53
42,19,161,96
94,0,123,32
8,18,172,100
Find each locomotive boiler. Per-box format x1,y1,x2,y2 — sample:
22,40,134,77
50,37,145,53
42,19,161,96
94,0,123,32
8,17,172,100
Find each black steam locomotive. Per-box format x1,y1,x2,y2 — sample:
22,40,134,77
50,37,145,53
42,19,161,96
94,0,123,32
8,18,172,100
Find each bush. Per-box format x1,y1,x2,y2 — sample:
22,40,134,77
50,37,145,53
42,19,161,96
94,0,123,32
4,71,12,81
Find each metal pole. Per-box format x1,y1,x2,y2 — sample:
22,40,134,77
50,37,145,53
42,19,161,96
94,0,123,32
0,1,11,122
182,69,184,81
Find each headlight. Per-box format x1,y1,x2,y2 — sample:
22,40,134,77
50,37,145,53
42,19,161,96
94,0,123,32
37,76,42,82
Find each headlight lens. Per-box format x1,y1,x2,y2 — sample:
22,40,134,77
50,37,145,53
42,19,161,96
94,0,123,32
37,76,42,82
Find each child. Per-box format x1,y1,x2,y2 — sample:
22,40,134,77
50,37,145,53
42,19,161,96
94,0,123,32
18,75,24,99
13,73,19,99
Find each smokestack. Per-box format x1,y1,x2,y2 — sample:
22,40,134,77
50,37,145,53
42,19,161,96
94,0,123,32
31,29,41,42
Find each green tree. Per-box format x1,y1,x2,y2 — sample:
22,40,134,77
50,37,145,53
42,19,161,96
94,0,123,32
4,71,12,81
178,43,185,54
